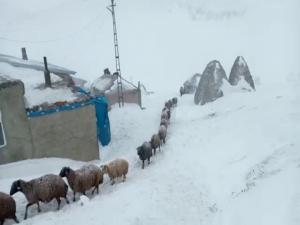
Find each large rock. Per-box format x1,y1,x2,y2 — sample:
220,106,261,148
194,60,227,105
182,73,201,94
229,56,255,90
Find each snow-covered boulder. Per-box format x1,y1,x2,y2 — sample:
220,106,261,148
229,56,255,90
194,60,227,105
182,73,201,94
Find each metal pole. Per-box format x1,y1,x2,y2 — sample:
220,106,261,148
107,0,124,107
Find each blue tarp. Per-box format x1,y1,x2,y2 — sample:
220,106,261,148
27,89,111,146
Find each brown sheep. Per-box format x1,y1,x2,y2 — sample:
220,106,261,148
160,118,168,129
159,125,167,144
10,174,69,220
150,134,161,155
161,111,169,120
59,164,103,202
0,192,19,225
101,159,129,185
165,101,172,110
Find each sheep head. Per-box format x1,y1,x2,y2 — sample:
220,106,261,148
137,146,142,156
101,165,109,174
59,167,71,177
10,180,22,195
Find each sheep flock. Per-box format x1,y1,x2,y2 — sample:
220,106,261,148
0,96,178,224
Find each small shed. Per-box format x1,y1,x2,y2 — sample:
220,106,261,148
90,69,142,109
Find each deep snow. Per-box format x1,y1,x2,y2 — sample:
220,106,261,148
0,0,300,224
0,80,300,225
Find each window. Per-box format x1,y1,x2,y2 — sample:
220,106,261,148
0,111,6,148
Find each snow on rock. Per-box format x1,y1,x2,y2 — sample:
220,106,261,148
194,60,228,105
229,56,255,90
182,73,201,94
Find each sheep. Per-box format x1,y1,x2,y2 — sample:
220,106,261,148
162,108,171,120
158,125,167,144
180,86,184,96
150,134,161,155
165,101,172,110
160,118,168,128
59,164,103,202
0,192,19,225
101,159,129,185
10,174,69,220
137,142,152,169
172,97,178,107
161,111,169,121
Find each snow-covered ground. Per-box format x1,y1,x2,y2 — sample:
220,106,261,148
0,0,300,224
0,81,299,225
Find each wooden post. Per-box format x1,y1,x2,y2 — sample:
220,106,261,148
43,57,52,88
21,47,28,60
138,81,143,109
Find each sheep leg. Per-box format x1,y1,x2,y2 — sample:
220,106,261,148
65,196,70,204
24,202,34,220
37,202,41,213
110,179,115,185
154,148,156,155
73,192,76,202
13,215,19,223
142,160,145,169
123,174,126,182
163,138,166,144
148,157,151,165
92,185,99,195
56,198,61,210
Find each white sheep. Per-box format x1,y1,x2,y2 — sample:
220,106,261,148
101,159,129,185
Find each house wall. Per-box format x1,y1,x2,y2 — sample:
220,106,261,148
0,78,100,164
0,80,34,164
29,105,99,161
106,88,141,109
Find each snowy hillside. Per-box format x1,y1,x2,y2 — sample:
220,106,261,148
0,81,299,225
0,0,300,225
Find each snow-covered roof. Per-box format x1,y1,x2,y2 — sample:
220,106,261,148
0,54,76,76
0,62,78,107
0,74,14,84
0,74,21,89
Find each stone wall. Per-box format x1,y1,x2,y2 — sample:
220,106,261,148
0,79,34,164
29,105,99,161
0,77,100,164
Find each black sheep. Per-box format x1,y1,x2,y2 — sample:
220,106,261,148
137,142,152,169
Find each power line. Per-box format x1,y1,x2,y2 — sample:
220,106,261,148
0,12,106,44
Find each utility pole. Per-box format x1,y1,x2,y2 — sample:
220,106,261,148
107,0,124,107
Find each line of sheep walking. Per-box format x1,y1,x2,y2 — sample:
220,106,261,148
0,97,178,224
137,97,178,169
0,159,129,224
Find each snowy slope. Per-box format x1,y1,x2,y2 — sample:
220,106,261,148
0,79,299,225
